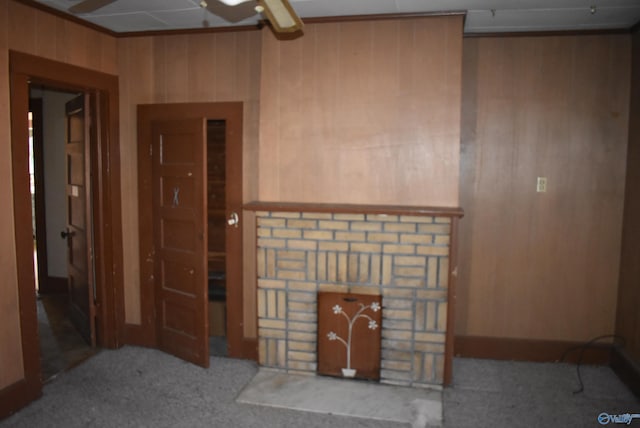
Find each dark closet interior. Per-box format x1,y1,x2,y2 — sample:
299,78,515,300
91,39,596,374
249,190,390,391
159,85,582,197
207,120,227,354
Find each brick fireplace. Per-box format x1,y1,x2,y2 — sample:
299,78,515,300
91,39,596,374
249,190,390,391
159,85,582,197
246,202,462,388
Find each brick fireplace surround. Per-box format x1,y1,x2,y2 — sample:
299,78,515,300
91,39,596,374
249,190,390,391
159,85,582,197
245,202,463,388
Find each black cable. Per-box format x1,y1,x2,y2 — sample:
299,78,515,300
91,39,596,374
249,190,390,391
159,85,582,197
560,334,626,394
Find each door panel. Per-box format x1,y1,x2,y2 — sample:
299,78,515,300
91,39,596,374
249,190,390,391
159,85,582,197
65,94,95,347
152,118,209,367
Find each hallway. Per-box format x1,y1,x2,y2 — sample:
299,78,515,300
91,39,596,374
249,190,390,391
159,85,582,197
36,294,97,382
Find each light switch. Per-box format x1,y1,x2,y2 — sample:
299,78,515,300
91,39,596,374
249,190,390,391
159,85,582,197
536,177,547,193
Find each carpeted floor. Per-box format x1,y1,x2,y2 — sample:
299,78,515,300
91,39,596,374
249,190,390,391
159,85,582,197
444,358,638,428
1,346,637,428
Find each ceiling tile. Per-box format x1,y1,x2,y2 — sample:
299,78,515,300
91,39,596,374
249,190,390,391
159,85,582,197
151,7,259,29
85,0,199,14
83,12,170,32
291,0,397,18
466,6,640,33
29,0,640,33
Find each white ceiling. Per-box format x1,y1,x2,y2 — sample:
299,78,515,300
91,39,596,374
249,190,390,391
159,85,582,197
32,0,640,34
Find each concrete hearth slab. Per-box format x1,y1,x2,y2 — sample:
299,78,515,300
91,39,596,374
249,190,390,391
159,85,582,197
236,369,443,427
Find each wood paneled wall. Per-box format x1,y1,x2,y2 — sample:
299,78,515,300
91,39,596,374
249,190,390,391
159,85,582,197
6,1,117,74
117,32,261,328
616,29,640,363
0,0,23,390
0,0,117,390
258,16,463,207
458,35,631,342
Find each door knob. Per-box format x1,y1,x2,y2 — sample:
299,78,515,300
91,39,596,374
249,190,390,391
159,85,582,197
60,229,76,239
227,212,239,228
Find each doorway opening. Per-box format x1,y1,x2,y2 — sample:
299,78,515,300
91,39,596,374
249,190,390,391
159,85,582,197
28,87,98,382
5,51,124,418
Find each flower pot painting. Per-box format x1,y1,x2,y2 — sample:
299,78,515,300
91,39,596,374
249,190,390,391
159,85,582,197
341,368,356,378
326,301,381,378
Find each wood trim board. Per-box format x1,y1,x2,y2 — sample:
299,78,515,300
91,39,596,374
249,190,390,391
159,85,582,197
454,335,612,365
244,201,464,218
610,347,640,397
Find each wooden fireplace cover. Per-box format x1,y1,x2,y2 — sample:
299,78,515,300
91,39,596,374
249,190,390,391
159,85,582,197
317,292,382,380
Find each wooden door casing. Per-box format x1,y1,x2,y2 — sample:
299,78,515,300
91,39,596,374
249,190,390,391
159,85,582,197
7,51,123,420
152,118,209,367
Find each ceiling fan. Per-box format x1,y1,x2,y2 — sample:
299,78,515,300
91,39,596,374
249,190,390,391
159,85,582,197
68,0,304,33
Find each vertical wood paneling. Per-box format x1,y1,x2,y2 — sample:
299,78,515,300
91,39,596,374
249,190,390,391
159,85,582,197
152,36,167,103
187,34,217,101
7,1,36,54
257,28,280,198
458,35,630,342
213,32,237,101
118,37,155,325
0,0,25,390
119,37,151,325
7,1,117,73
162,35,190,103
241,31,261,202
337,21,372,104
371,21,399,100
34,10,57,59
63,23,90,70
616,30,640,363
258,16,463,206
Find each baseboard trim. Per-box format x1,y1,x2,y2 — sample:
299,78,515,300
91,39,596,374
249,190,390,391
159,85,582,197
242,338,259,362
124,324,154,348
610,347,640,398
454,335,611,365
0,378,41,420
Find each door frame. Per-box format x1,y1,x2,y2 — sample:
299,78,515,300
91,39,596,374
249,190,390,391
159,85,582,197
136,103,252,360
4,51,124,417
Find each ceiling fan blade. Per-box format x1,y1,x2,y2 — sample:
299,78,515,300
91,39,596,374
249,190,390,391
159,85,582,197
206,1,258,23
257,0,303,33
69,0,117,14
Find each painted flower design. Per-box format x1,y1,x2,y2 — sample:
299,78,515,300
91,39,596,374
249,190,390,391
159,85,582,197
325,300,381,375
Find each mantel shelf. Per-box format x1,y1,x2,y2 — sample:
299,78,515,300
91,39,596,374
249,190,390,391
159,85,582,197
244,201,464,218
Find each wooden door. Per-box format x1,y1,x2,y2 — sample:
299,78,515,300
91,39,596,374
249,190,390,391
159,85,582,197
152,118,209,367
137,103,250,361
64,94,96,346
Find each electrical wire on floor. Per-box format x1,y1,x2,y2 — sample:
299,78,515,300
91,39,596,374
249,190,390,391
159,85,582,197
560,334,626,394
